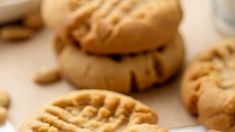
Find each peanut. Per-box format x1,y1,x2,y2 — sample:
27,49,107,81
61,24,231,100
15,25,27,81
0,26,34,41
33,67,61,85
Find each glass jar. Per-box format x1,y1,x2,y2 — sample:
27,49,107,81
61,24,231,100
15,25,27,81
213,0,235,36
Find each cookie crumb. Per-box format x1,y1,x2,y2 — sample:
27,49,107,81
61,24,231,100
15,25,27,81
33,67,61,85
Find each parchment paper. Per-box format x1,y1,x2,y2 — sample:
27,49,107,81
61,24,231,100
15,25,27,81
0,0,227,129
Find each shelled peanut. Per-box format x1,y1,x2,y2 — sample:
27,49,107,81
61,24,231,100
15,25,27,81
0,89,10,124
33,66,61,85
0,10,43,41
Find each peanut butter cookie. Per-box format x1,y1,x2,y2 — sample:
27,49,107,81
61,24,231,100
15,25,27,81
42,0,182,54
181,39,235,132
55,34,184,93
19,90,159,132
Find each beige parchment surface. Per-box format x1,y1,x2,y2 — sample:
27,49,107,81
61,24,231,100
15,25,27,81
0,0,227,130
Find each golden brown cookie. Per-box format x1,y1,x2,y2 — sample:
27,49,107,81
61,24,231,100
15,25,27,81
19,90,158,132
42,0,182,54
181,39,235,132
55,34,184,93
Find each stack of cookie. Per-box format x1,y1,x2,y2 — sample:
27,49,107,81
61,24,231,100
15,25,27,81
42,0,184,93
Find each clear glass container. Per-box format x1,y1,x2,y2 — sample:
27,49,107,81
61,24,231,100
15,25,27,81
213,0,235,36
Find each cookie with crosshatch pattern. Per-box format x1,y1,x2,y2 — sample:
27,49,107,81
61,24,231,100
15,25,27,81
54,33,184,93
181,39,235,132
19,90,164,132
42,0,182,54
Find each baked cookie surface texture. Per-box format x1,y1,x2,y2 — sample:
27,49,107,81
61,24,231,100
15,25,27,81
181,39,235,132
19,90,159,132
56,34,184,93
42,0,182,54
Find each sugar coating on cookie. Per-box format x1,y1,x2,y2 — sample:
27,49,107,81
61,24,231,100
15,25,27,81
42,0,182,54
19,90,158,132
56,34,184,93
181,39,235,132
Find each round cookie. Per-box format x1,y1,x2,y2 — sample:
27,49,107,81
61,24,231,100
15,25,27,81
19,90,158,132
181,39,235,132
42,0,182,54
55,34,184,93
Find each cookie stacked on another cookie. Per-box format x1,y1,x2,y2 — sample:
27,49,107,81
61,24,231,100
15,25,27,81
42,0,183,54
181,39,235,132
42,0,184,93
54,34,184,93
